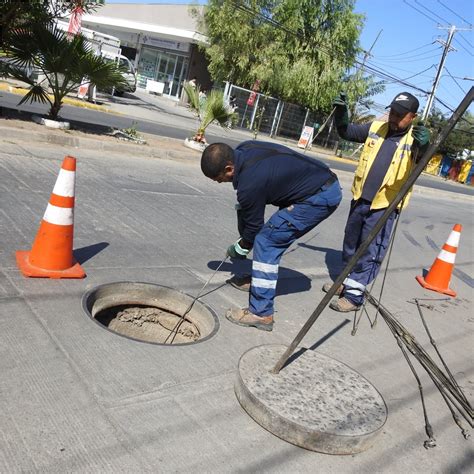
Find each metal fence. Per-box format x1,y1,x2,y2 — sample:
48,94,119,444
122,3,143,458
223,82,341,152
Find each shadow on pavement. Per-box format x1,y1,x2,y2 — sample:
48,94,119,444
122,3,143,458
207,260,312,296
74,242,109,264
297,243,343,280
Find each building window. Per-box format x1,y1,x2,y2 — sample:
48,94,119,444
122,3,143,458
137,47,189,98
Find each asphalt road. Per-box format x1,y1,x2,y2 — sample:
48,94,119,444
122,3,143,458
1,89,472,197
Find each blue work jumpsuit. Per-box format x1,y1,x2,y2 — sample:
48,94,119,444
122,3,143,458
233,141,342,317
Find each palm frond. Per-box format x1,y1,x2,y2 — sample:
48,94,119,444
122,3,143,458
18,84,51,106
183,82,201,114
4,65,35,86
77,53,128,90
200,90,237,132
3,22,131,119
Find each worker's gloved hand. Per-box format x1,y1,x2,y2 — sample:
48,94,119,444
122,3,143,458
226,239,250,259
332,92,349,128
412,124,431,147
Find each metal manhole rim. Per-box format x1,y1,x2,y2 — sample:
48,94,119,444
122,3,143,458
82,280,220,346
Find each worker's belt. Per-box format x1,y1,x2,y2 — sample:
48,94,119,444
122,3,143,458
316,173,338,193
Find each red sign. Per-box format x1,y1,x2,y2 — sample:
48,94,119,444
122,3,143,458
246,80,261,106
247,91,257,106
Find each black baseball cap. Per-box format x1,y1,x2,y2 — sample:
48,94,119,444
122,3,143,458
386,92,419,114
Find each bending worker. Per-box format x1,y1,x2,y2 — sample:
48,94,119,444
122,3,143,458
201,141,342,331
324,92,431,312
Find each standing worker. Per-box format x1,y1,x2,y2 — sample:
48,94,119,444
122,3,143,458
201,141,342,331
324,92,431,312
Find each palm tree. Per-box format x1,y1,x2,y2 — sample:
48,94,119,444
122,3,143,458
183,82,237,144
3,23,126,120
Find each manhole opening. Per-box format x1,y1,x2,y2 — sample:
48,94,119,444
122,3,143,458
83,282,219,345
96,304,202,344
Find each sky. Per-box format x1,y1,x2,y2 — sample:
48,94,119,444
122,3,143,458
106,0,473,116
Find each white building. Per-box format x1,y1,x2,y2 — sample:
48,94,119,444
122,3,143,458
82,3,211,99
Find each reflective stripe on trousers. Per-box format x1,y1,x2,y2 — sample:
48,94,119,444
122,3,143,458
250,181,342,316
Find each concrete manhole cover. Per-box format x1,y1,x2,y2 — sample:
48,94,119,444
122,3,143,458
236,344,387,454
82,282,219,345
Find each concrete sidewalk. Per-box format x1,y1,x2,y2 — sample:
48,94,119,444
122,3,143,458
0,126,473,472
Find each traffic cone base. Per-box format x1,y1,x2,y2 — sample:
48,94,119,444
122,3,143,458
415,275,456,297
16,250,85,279
416,224,461,298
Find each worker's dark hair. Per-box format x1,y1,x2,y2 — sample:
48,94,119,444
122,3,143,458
201,143,234,178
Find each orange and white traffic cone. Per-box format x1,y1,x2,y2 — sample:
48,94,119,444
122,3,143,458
416,224,461,297
16,156,85,279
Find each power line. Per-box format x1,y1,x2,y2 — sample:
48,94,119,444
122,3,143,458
445,67,468,94
378,65,436,84
368,60,435,77
414,0,449,25
403,0,440,25
369,52,442,64
453,38,474,56
458,33,474,49
437,0,473,27
375,42,436,58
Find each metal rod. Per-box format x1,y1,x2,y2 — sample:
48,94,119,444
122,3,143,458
303,107,336,153
271,87,473,374
395,337,436,448
367,293,473,425
415,298,469,405
165,256,228,344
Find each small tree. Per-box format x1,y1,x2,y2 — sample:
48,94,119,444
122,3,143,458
184,83,237,143
3,23,126,120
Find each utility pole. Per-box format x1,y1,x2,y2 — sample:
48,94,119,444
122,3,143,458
421,24,474,120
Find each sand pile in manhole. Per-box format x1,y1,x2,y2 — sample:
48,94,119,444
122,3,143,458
107,306,201,343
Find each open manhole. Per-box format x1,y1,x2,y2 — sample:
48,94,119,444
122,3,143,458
82,282,219,345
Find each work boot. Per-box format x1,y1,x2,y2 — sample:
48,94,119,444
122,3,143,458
225,307,273,331
226,274,251,292
329,297,361,312
322,282,343,296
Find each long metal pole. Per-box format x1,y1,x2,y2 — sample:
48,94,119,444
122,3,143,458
271,87,474,374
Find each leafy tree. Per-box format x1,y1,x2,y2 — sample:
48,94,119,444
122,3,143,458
426,108,474,157
184,83,237,143
194,0,373,112
3,23,126,119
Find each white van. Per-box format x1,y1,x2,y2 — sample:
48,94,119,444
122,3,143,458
56,20,137,95
102,53,137,95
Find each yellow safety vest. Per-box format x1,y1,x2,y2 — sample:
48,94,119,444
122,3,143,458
352,120,415,210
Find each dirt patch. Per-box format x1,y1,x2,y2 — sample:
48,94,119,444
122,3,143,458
96,304,201,344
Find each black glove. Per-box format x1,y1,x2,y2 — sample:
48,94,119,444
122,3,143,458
412,124,430,148
332,92,349,128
